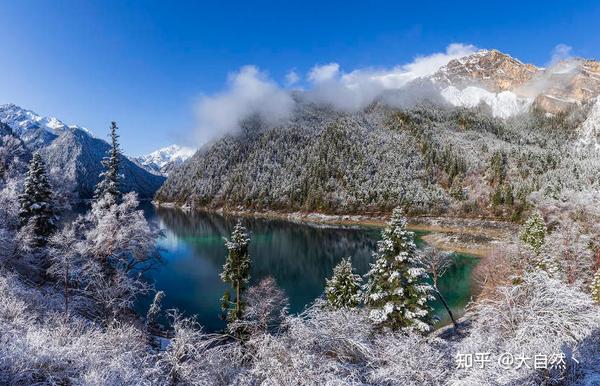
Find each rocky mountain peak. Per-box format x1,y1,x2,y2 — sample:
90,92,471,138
432,49,540,92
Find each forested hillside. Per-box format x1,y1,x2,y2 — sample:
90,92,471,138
156,100,595,219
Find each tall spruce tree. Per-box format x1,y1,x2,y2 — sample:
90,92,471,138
220,221,251,326
520,212,559,275
325,257,362,309
364,208,433,332
520,212,546,255
94,121,121,203
18,153,56,246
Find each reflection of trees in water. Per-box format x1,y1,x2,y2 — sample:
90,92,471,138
437,254,477,308
155,208,378,311
153,208,477,323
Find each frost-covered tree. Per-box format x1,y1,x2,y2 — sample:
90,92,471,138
420,246,457,329
325,257,362,309
220,221,251,326
592,269,600,304
18,153,56,246
146,290,165,331
94,121,121,204
48,224,81,317
231,276,289,336
79,192,158,321
82,192,157,276
520,212,546,255
363,208,433,332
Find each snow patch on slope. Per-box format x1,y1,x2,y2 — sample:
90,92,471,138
440,86,532,118
578,97,600,151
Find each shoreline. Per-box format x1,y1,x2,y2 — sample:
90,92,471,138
153,202,516,258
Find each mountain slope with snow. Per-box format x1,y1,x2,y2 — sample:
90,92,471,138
136,144,195,176
0,104,93,149
0,103,165,198
427,49,600,114
440,86,532,118
578,97,600,151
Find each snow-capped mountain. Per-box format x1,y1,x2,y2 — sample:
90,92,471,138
0,103,93,149
426,49,600,115
0,103,165,198
135,144,195,176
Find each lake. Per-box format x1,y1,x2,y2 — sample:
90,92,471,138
140,206,479,332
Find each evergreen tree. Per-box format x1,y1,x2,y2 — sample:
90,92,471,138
591,269,600,305
520,212,560,276
491,184,504,207
325,257,362,309
220,221,251,326
18,153,56,246
363,208,433,332
520,212,546,255
504,184,514,206
94,121,121,203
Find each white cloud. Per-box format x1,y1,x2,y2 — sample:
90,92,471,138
193,43,477,143
306,43,477,111
308,63,341,83
285,70,300,86
550,43,573,65
195,66,294,143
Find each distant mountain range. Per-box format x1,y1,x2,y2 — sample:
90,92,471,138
0,104,165,199
156,49,600,216
134,144,195,176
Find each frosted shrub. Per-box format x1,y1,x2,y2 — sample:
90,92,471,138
452,271,600,385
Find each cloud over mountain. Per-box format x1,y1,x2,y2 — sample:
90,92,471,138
193,43,477,144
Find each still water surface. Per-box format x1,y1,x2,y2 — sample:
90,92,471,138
140,206,478,331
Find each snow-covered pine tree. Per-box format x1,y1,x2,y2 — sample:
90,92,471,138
94,121,121,204
220,221,251,326
18,153,56,246
520,212,560,275
48,224,81,316
325,257,362,309
520,212,546,255
591,269,600,304
364,208,433,332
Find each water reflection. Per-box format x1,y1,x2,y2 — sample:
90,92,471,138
141,206,477,332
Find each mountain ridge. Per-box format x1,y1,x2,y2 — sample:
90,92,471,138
0,104,165,199
428,49,600,114
135,144,195,176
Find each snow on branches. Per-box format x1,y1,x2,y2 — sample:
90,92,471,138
364,208,433,332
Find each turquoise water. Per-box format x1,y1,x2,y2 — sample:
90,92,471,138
140,206,479,331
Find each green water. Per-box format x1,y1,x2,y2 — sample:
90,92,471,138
141,206,479,331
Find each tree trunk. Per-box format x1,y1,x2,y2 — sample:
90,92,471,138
64,268,69,318
434,286,458,331
236,281,240,320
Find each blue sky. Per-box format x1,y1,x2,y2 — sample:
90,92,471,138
1,1,600,156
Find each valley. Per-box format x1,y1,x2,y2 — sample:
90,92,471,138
1,46,600,385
